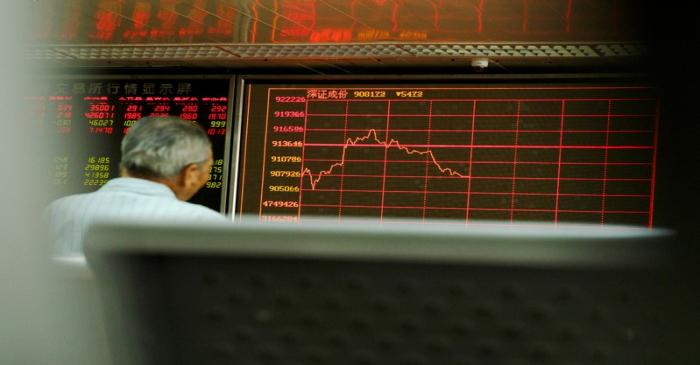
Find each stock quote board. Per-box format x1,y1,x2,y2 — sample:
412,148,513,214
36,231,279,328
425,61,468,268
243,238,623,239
32,78,231,211
237,79,659,226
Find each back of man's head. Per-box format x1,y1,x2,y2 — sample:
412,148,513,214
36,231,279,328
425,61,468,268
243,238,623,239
120,116,211,179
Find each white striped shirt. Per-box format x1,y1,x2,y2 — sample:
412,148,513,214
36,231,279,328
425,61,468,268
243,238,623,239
46,177,229,255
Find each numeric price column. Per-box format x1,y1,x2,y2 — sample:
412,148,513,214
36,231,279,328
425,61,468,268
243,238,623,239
201,97,229,190
258,91,307,221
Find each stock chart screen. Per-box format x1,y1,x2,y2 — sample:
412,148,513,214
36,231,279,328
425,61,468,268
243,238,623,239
32,78,231,211
237,80,659,226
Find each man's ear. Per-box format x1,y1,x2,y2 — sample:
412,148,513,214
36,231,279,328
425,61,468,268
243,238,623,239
181,163,201,189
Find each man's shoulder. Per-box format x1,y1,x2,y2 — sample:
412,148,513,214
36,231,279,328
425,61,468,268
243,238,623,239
45,187,228,222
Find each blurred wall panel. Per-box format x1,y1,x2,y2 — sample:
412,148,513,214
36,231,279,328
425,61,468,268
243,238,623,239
30,0,648,44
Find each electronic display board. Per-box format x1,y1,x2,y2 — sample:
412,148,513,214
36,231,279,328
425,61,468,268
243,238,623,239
236,79,659,226
32,78,232,212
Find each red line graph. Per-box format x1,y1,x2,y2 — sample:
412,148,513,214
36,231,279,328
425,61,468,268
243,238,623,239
301,128,468,190
294,93,657,225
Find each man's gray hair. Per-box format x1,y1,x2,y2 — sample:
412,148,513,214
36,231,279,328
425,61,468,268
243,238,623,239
120,116,212,179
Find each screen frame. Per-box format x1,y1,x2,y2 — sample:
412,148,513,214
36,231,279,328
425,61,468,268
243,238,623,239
39,74,237,215
231,73,659,224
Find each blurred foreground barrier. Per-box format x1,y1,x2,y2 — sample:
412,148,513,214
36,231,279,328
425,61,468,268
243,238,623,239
85,219,696,365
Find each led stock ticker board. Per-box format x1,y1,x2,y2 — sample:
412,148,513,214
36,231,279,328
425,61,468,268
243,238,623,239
35,78,231,212
237,81,659,226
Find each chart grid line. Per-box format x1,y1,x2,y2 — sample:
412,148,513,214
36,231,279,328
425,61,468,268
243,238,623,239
302,158,653,166
303,143,654,150
421,101,434,222
302,188,650,198
299,173,650,182
305,113,656,118
601,99,612,224
337,100,350,221
510,100,521,222
466,100,477,224
305,128,655,134
300,204,649,215
379,101,392,222
554,99,566,223
648,99,661,227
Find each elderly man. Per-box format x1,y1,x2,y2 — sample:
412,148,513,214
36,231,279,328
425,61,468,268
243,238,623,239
46,116,229,255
